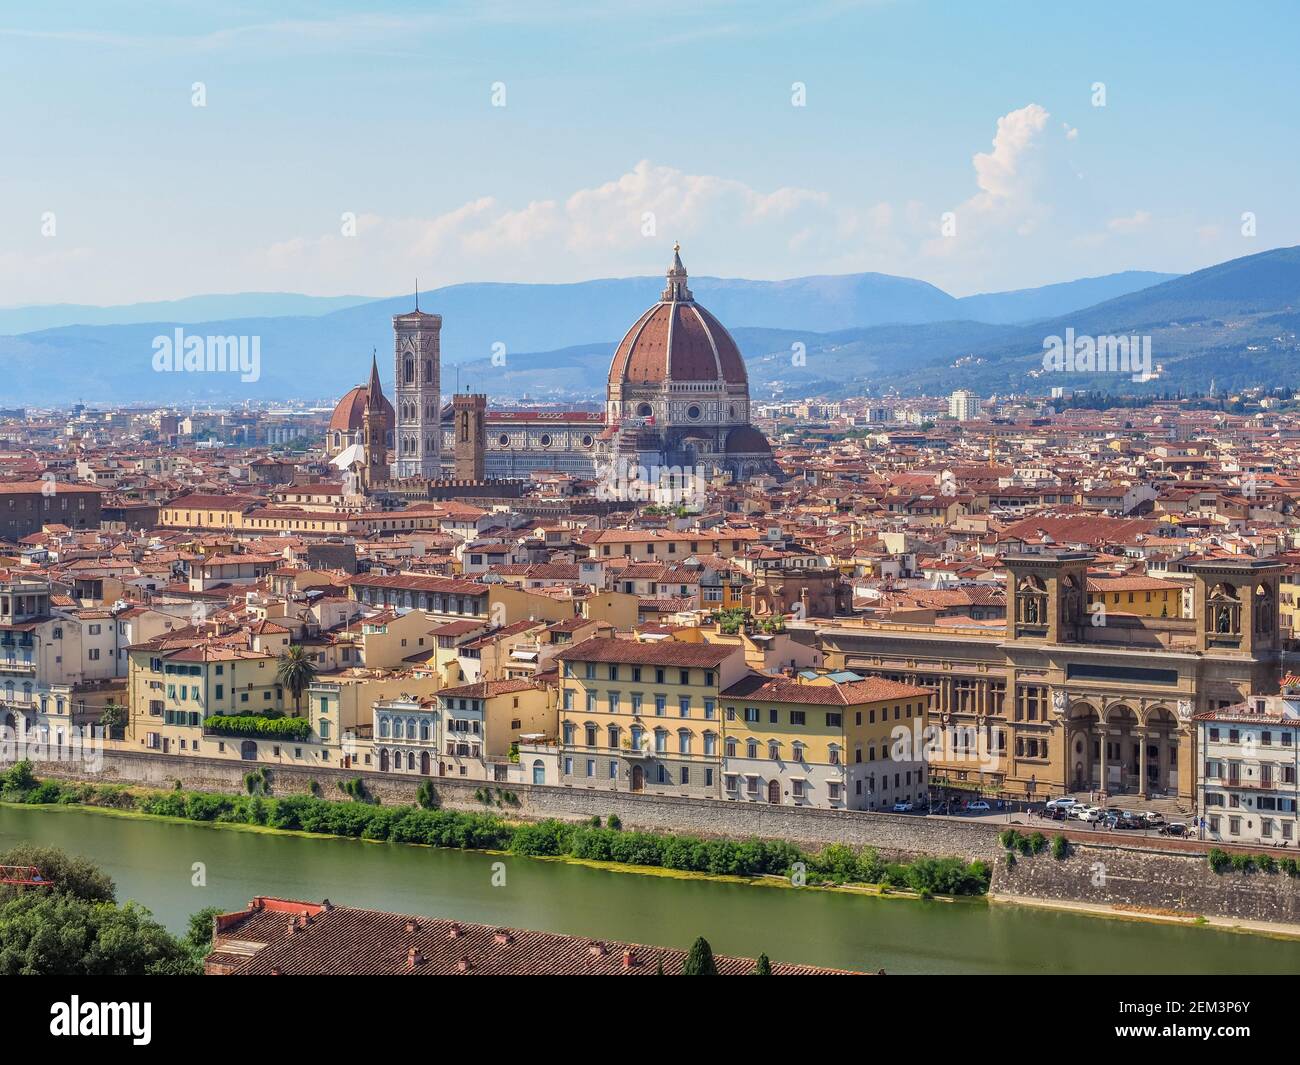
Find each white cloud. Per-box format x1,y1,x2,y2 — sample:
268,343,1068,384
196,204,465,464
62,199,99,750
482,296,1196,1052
1107,210,1152,233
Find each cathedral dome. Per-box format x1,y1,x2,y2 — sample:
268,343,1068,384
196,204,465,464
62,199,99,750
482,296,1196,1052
329,384,394,434
607,245,748,388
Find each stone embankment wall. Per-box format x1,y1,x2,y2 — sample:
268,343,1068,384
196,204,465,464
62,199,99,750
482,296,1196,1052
10,749,997,860
8,750,1298,925
992,840,1300,924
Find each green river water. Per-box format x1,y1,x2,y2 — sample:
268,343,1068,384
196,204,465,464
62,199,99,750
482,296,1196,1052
4,804,1299,974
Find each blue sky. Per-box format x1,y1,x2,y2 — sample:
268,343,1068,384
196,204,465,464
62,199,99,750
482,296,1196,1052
3,0,1297,306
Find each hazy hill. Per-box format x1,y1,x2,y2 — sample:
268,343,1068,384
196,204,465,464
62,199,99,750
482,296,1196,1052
0,268,1178,403
0,293,377,335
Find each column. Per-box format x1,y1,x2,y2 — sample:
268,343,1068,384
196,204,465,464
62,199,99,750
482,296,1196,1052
1138,729,1149,797
1097,725,1108,798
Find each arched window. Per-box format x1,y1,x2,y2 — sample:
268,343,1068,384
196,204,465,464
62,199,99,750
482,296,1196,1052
404,357,414,383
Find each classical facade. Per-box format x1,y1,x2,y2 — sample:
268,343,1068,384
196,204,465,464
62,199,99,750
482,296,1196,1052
815,552,1284,803
439,408,603,479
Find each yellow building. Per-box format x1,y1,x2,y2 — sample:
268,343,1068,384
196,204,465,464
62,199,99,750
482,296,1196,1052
555,636,748,798
126,642,286,757
1085,575,1185,619
719,671,931,810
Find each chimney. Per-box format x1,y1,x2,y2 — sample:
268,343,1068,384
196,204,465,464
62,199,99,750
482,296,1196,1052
269,966,283,975
588,941,607,957
493,930,514,945
457,956,472,972
404,919,421,933
286,919,297,936
448,922,463,939
622,948,637,969
407,947,425,969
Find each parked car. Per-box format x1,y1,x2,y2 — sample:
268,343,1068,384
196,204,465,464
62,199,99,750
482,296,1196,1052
1045,797,1078,811
966,800,992,812
892,801,914,812
1142,812,1165,826
1073,805,1102,822
1161,822,1188,837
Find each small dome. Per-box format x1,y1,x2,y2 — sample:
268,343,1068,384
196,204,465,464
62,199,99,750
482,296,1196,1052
724,425,772,455
329,385,393,434
608,246,748,388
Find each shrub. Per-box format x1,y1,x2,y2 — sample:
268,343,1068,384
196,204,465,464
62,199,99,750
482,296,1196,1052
1051,834,1069,860
1208,848,1230,874
1029,832,1047,855
204,714,311,741
607,814,622,831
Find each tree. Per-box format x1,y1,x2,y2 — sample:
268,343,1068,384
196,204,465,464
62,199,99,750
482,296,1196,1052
0,844,115,904
99,702,128,735
682,936,717,975
751,953,772,975
276,644,318,713
0,847,198,975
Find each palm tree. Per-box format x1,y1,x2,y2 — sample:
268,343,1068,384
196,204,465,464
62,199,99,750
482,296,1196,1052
276,645,317,715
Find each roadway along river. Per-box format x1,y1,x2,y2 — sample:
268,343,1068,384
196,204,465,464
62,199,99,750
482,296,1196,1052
5,804,1300,974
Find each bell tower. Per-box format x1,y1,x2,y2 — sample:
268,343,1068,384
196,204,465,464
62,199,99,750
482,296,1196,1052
361,351,389,492
453,392,487,482
392,292,442,480
1004,551,1092,644
1189,557,1283,655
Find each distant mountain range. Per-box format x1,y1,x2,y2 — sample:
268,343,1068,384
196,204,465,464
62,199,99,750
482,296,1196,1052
0,293,378,335
7,252,1297,404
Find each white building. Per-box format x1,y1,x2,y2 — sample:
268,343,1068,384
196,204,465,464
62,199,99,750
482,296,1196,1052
1195,687,1300,845
948,389,980,422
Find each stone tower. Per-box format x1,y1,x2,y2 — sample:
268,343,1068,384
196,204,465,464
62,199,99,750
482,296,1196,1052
453,392,487,482
392,297,442,479
361,352,389,492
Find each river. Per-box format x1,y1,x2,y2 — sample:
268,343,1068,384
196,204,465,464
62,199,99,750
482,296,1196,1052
4,804,1299,974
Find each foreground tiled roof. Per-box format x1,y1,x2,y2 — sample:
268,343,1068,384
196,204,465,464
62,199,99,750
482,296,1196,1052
209,898,857,976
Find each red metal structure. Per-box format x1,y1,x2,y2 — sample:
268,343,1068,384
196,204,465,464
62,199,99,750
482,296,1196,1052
0,865,54,887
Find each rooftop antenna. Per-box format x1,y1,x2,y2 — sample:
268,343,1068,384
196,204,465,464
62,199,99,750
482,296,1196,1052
414,278,419,312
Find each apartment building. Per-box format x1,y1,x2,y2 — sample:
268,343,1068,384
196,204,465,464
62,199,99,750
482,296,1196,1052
719,671,930,810
1195,688,1300,845
555,637,748,798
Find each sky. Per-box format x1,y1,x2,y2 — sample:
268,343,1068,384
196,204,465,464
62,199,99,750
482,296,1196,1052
2,0,1298,307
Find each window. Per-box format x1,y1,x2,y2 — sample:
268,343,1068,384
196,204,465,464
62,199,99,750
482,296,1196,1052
789,711,806,726
678,697,690,718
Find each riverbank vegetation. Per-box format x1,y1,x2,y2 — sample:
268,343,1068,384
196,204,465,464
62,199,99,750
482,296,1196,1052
0,762,992,896
0,844,214,975
1207,847,1300,876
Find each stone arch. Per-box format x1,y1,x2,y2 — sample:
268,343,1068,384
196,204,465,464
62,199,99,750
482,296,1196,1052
1065,702,1101,791
1142,705,1180,796
1103,703,1140,794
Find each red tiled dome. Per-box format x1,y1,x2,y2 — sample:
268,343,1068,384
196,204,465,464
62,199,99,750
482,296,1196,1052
329,386,394,434
724,425,772,454
608,247,747,388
